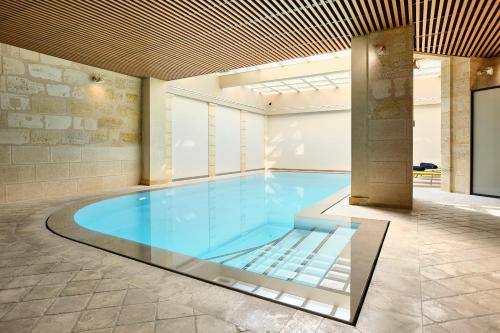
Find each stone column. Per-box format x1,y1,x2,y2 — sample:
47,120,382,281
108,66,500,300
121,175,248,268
141,77,172,185
440,58,452,192
240,110,246,172
350,26,414,209
449,57,471,194
208,103,216,177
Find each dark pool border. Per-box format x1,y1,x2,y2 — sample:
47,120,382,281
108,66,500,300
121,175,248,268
46,171,389,326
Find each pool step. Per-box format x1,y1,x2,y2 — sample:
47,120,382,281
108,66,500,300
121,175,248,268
219,228,345,286
213,276,350,321
319,257,351,292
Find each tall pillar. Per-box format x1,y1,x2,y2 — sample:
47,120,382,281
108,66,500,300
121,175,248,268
141,78,172,185
449,57,471,194
208,103,217,177
350,26,414,209
440,58,452,192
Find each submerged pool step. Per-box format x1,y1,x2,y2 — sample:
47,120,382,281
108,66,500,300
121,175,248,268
319,256,351,292
215,226,353,289
214,275,351,321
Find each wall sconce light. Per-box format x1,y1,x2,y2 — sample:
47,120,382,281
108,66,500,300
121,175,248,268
477,67,494,76
373,44,386,56
90,72,104,83
413,59,420,69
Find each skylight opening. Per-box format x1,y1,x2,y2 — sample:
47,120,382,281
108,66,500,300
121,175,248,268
217,50,351,76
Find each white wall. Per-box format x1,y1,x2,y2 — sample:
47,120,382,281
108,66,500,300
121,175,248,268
245,112,265,170
216,106,241,174
413,104,441,166
171,96,209,179
267,111,351,171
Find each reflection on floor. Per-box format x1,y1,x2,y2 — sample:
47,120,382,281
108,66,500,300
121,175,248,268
0,187,499,332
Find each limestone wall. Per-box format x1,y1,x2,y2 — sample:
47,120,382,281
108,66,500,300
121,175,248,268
441,56,499,194
0,43,141,203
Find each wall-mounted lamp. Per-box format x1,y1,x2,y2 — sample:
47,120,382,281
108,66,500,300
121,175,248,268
413,59,420,69
477,66,494,76
373,44,386,56
90,72,104,83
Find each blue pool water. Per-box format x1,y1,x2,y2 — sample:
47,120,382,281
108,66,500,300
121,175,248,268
75,172,354,287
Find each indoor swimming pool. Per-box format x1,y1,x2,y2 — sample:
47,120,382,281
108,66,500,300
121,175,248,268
48,172,388,324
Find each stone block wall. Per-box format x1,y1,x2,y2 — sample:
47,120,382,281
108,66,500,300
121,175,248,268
441,56,499,193
0,43,141,203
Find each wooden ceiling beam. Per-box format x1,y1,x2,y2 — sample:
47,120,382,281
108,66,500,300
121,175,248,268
0,0,496,82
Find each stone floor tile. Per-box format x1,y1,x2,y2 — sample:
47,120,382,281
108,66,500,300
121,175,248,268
0,277,12,288
72,270,103,281
77,329,113,333
436,313,500,333
60,280,98,296
226,296,295,333
3,273,46,288
356,308,422,333
114,321,155,333
123,288,158,305
375,257,420,277
49,262,81,273
38,271,76,285
74,306,120,331
0,287,31,303
190,286,247,321
0,318,37,333
118,303,157,325
195,314,239,333
0,303,14,319
0,266,28,278
31,312,80,333
87,290,127,309
95,278,129,292
155,317,196,333
1,298,53,321
370,269,421,298
362,287,422,317
316,318,362,333
157,300,194,320
20,263,55,276
46,294,91,314
34,255,61,265
279,311,323,333
23,284,64,301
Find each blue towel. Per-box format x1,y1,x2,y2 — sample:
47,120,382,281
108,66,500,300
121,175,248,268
420,162,438,169
413,166,426,171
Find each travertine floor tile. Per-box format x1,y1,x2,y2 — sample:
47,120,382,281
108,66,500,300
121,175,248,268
74,306,121,331
157,300,193,320
46,294,91,314
114,321,155,333
118,303,157,325
23,284,64,301
155,317,196,333
2,298,53,320
87,290,127,309
30,312,80,333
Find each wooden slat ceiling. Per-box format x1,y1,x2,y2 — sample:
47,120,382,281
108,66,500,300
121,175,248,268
0,1,498,81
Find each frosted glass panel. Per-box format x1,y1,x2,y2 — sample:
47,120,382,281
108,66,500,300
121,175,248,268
267,111,351,171
246,113,265,170
216,106,240,174
472,87,500,197
172,96,209,179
